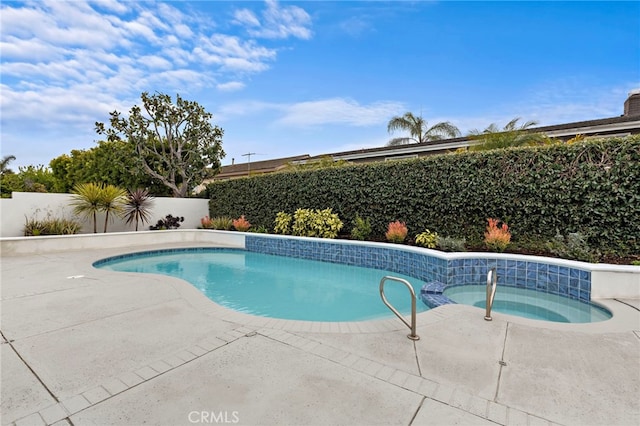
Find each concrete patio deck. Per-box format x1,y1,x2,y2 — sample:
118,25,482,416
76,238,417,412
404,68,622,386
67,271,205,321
1,243,639,426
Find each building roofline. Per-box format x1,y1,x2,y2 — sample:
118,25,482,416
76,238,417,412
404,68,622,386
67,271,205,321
303,113,640,162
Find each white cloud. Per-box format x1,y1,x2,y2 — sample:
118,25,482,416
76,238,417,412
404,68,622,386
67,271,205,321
193,34,276,72
0,0,319,168
217,81,246,92
215,100,278,121
518,82,630,125
174,23,194,39
142,69,214,93
0,37,66,61
234,0,312,40
277,98,405,127
233,9,261,28
339,16,373,37
90,0,130,14
216,98,405,128
139,55,173,70
0,0,312,140
1,84,121,126
122,19,161,44
2,61,87,83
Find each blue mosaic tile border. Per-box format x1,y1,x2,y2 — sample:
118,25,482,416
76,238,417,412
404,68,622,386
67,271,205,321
246,235,592,302
447,258,591,302
245,236,447,284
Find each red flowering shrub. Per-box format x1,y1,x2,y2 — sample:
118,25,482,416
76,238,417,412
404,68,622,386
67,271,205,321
484,218,511,252
232,215,251,232
385,221,408,244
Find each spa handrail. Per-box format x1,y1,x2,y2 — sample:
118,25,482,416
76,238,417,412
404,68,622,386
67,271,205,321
379,276,420,340
485,267,498,321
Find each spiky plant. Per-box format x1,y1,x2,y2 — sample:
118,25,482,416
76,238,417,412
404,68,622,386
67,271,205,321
468,118,549,151
99,184,127,233
70,183,104,233
123,188,155,231
1,155,16,175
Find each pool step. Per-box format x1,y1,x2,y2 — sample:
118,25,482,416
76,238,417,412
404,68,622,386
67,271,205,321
420,281,456,308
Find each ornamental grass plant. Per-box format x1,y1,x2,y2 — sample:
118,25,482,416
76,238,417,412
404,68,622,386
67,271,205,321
386,221,408,243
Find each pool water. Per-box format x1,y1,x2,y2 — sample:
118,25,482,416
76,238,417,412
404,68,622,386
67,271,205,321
96,249,429,322
443,285,611,323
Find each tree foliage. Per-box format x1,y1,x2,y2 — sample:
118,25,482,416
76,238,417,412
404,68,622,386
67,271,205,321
387,112,460,146
1,165,57,197
49,140,171,195
96,92,225,197
468,117,550,151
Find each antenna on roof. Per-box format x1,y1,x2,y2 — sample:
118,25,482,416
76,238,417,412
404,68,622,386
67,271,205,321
241,152,263,175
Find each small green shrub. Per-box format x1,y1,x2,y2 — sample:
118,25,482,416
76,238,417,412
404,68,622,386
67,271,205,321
274,212,292,234
436,236,467,252
547,232,600,263
291,208,343,239
415,229,438,248
350,215,372,240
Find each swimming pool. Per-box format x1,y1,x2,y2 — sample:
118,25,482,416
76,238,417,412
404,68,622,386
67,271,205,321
94,233,612,324
95,248,429,322
442,285,611,323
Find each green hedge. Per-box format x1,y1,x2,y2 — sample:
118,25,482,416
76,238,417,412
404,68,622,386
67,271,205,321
206,136,640,255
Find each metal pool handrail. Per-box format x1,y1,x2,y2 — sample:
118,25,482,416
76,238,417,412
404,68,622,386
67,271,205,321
379,276,420,340
485,267,498,321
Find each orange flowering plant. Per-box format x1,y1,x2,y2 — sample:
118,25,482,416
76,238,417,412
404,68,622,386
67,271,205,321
484,218,511,252
385,221,408,244
232,215,251,232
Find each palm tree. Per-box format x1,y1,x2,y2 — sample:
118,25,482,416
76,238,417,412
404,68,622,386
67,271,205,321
468,117,549,151
123,188,155,231
1,155,16,175
99,184,127,233
70,183,104,233
387,112,460,146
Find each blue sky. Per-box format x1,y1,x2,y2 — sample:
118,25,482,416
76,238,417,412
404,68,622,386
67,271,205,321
1,0,639,169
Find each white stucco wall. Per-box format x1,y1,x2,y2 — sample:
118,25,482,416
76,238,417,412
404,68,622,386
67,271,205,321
0,230,245,255
0,192,209,237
